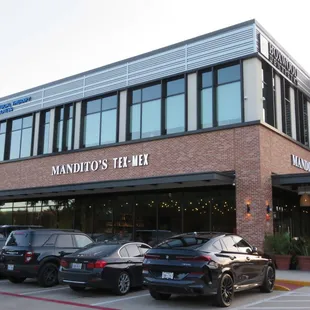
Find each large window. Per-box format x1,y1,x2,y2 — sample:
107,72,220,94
200,70,213,128
55,104,74,152
83,94,117,147
0,121,6,161
165,78,185,134
130,84,161,140
9,115,33,160
216,64,241,126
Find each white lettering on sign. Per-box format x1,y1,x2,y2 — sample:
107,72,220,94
291,154,310,172
51,154,149,176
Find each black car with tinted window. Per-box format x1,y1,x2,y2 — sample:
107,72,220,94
142,232,275,307
0,229,93,287
59,241,151,295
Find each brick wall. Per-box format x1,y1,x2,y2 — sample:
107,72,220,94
0,123,309,249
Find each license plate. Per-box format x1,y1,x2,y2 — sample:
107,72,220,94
162,272,174,279
7,264,14,271
71,263,82,269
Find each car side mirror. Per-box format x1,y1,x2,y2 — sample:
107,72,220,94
252,246,258,254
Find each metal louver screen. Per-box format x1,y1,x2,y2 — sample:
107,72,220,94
303,102,309,145
285,100,292,137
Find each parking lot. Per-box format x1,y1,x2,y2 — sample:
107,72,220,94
1,279,310,310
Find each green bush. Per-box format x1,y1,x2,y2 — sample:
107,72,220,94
264,232,292,255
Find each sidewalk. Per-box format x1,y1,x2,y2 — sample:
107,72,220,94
275,270,310,291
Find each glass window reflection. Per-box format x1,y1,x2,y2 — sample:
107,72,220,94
217,64,240,84
142,99,161,138
101,109,117,144
217,82,241,126
20,128,32,158
0,134,5,161
84,113,100,147
165,94,185,134
130,104,141,140
201,88,213,128
167,78,184,96
10,131,21,159
83,94,118,148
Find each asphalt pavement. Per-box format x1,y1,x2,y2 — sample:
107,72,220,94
1,278,310,310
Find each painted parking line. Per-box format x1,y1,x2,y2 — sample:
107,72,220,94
0,290,119,310
91,293,150,306
230,291,292,310
20,286,70,295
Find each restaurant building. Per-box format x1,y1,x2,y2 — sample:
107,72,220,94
0,19,310,249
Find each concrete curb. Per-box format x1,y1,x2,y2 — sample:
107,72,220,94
276,279,310,287
274,284,290,291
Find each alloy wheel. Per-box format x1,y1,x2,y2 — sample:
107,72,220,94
221,275,233,305
267,267,275,290
44,266,57,286
118,273,130,294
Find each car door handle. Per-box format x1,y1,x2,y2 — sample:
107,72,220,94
127,260,132,263
246,257,251,261
230,256,236,260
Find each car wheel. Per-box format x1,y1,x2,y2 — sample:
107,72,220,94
114,271,131,295
38,263,59,287
215,273,234,307
260,265,275,293
8,276,26,284
69,285,86,292
149,289,171,300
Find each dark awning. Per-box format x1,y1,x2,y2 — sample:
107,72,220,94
0,171,235,201
272,173,310,186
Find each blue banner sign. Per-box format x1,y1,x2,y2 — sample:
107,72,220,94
0,97,31,115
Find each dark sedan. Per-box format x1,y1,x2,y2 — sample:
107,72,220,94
142,232,275,307
59,241,151,295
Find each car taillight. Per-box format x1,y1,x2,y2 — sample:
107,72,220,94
144,254,160,259
176,255,211,262
87,260,107,269
60,259,69,268
24,251,33,263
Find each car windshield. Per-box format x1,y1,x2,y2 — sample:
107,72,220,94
5,231,31,246
156,236,210,249
77,244,120,257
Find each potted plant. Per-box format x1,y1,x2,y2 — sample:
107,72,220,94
264,232,292,270
291,237,310,271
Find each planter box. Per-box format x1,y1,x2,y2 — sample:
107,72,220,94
274,254,292,270
297,256,310,271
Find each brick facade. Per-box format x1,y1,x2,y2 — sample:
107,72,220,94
0,123,309,249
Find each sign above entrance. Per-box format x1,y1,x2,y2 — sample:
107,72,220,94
291,154,310,172
51,153,149,176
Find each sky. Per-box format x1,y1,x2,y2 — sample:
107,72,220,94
0,0,309,98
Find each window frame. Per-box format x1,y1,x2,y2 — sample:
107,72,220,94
80,92,119,148
0,121,6,161
198,60,243,130
7,114,34,160
38,110,51,155
128,81,162,140
54,103,75,152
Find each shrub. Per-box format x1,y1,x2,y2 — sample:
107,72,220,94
264,232,292,255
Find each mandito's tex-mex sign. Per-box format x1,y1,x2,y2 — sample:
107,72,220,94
51,153,149,176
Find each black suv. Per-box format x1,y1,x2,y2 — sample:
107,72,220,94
0,229,93,287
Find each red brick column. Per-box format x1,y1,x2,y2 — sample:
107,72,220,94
234,126,273,250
